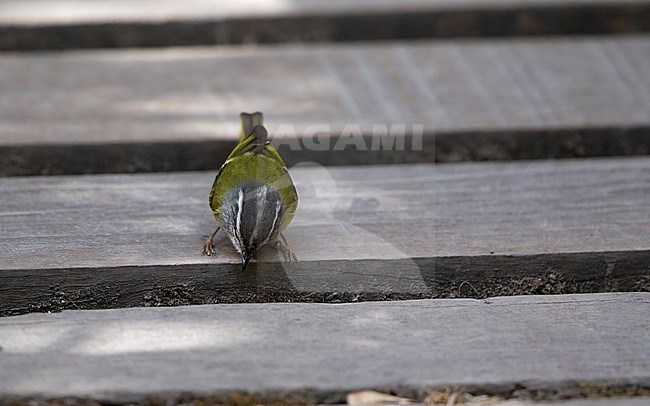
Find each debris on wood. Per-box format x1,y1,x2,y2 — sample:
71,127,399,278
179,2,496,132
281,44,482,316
347,390,414,405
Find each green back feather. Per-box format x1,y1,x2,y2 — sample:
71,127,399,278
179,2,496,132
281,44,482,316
209,113,298,231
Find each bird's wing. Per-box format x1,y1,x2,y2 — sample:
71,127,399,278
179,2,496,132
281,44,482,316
210,112,297,226
208,153,298,230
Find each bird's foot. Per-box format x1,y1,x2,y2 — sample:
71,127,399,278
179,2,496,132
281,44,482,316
202,227,220,256
275,233,298,263
202,237,216,256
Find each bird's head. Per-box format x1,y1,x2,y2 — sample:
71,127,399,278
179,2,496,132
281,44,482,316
219,181,284,271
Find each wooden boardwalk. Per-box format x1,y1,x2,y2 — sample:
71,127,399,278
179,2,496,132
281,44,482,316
1,0,649,51
1,0,649,404
1,293,649,403
1,158,648,315
1,36,649,175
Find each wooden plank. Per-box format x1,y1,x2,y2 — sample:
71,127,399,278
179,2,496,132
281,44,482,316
519,400,650,406
0,293,648,402
9,399,648,406
0,157,648,315
1,36,649,176
517,400,650,406
0,0,648,51
486,400,650,406
351,400,648,406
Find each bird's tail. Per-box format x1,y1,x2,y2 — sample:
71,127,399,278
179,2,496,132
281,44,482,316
240,112,264,142
228,112,284,165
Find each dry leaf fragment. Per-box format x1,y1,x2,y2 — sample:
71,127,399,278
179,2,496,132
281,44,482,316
347,390,414,405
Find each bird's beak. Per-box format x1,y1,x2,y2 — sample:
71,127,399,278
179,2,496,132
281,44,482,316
241,254,250,272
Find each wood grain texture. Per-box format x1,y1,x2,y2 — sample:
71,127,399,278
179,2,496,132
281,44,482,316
0,293,648,401
494,400,650,406
4,0,648,25
0,158,648,314
0,0,648,51
0,36,649,175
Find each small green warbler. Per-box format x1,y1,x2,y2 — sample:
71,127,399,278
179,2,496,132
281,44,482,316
203,112,298,271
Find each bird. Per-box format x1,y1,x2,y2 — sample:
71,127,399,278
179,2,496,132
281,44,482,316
203,112,298,271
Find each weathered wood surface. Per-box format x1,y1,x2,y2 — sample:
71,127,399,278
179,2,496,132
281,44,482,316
0,293,648,402
506,400,650,406
451,400,650,406
1,36,649,175
0,158,648,315
512,400,650,406
1,0,648,51
477,400,650,406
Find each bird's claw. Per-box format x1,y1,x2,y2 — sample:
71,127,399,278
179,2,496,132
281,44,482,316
202,238,216,256
202,227,220,256
275,236,297,263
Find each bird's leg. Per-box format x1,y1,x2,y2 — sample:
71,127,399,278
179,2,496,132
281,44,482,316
202,227,220,256
275,233,297,262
